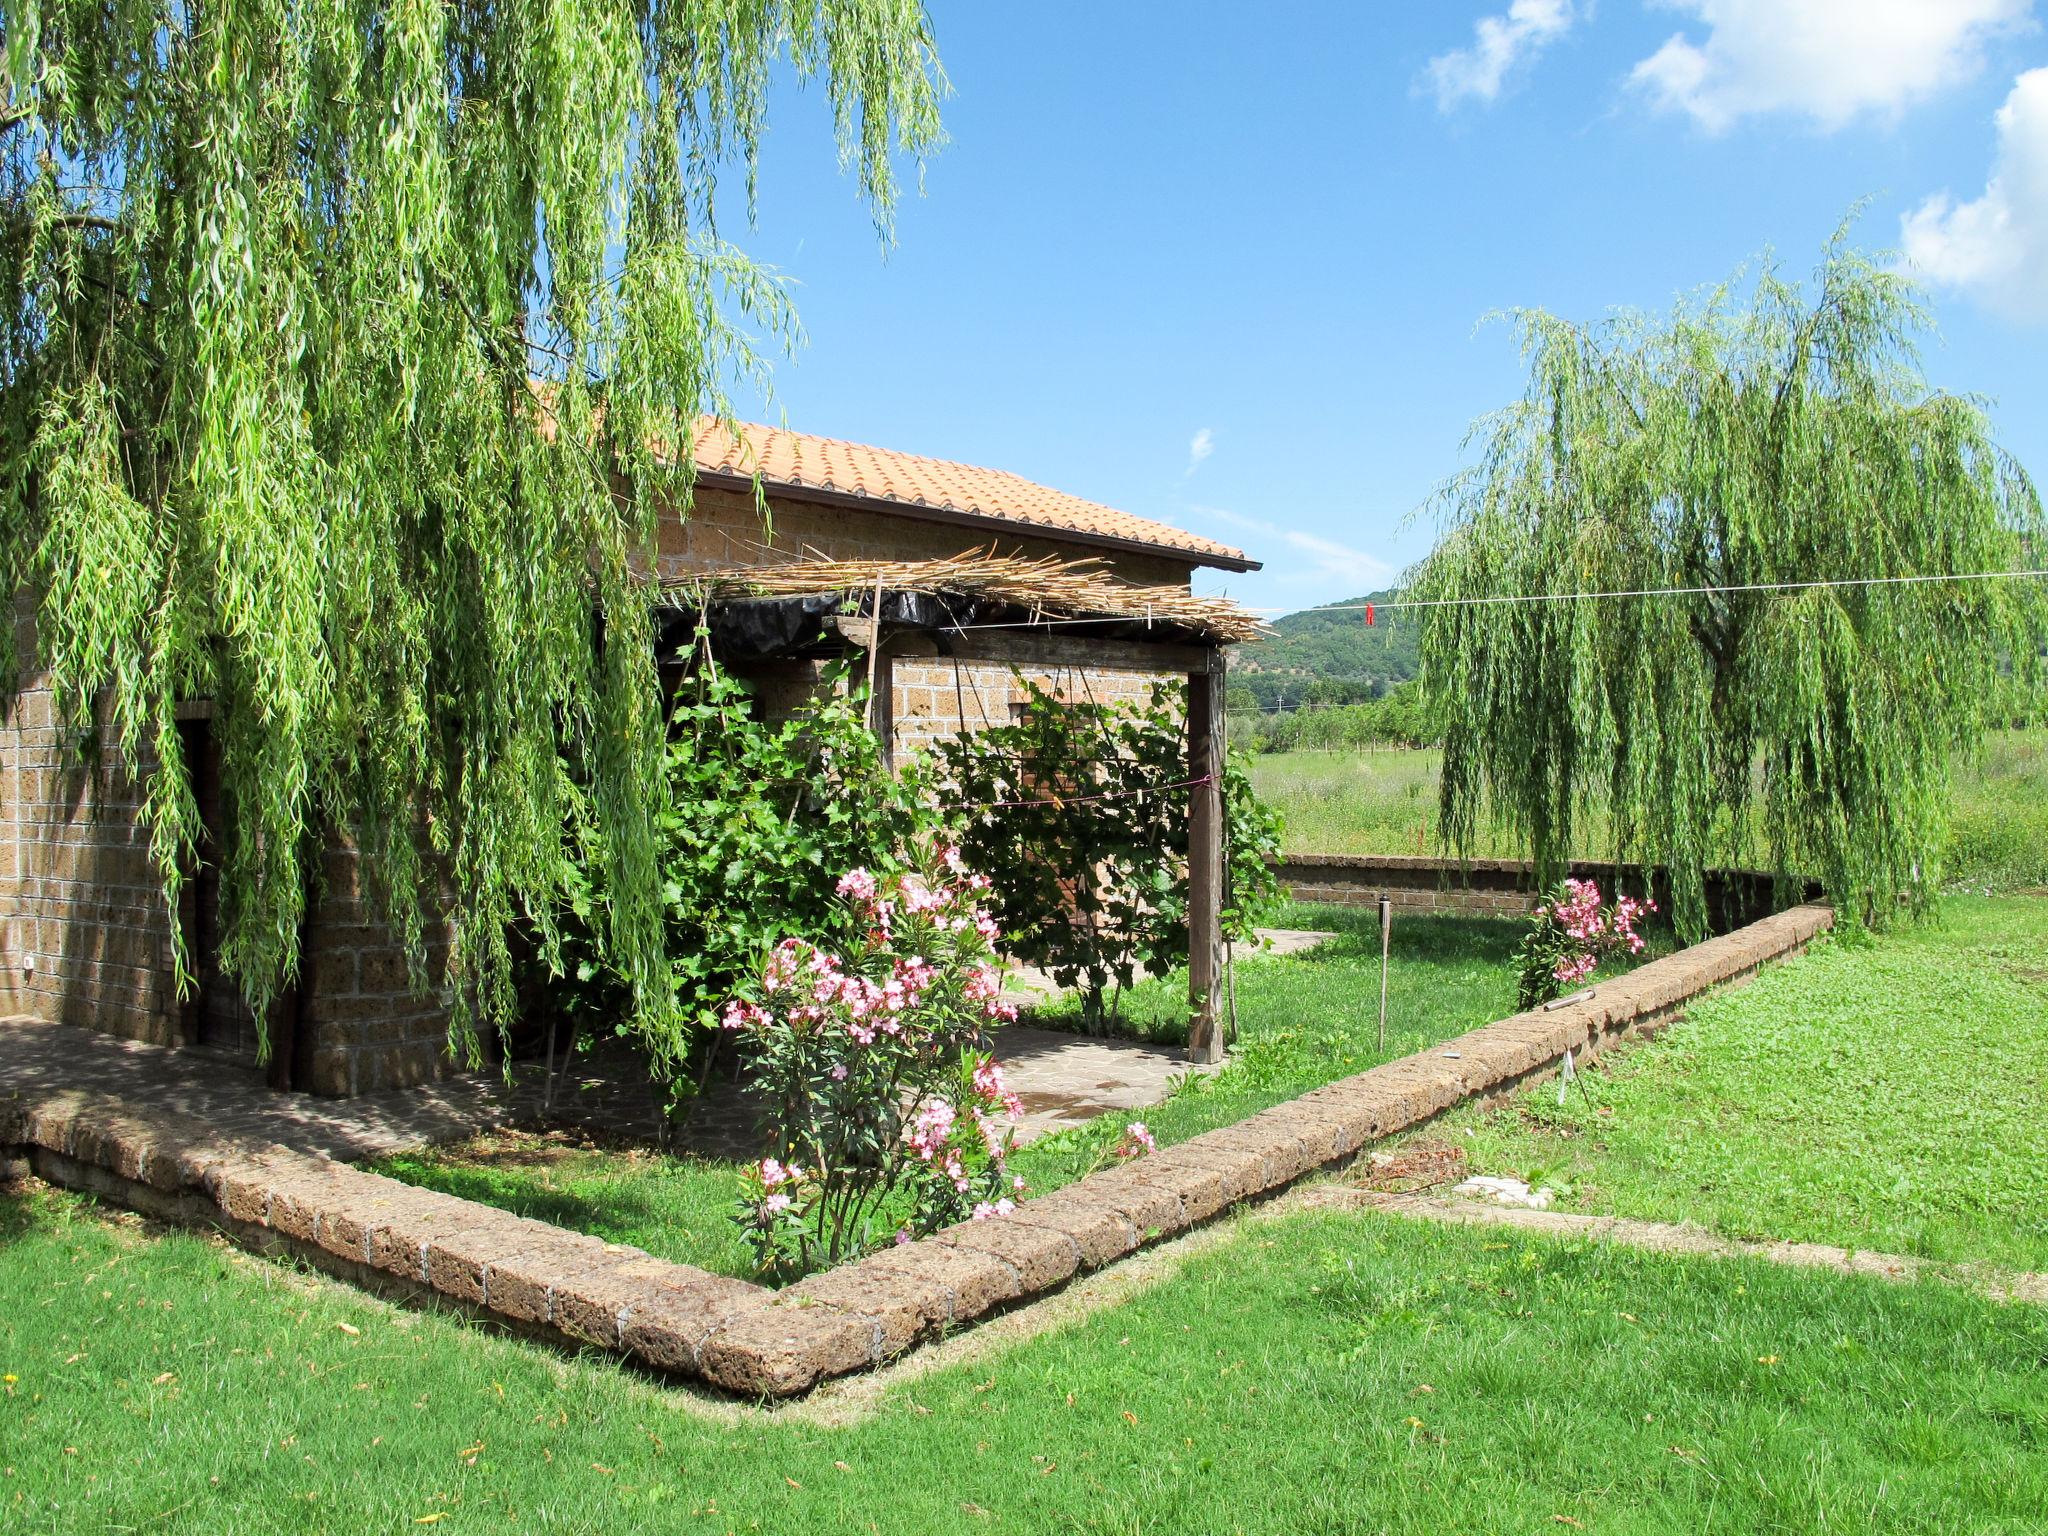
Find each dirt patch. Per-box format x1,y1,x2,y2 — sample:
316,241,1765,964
1348,1139,1467,1193
391,1125,695,1173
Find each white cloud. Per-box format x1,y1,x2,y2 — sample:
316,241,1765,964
1282,529,1394,590
1902,68,2048,322
1630,0,2033,133
1185,427,1215,475
1425,0,1577,110
1189,504,1393,590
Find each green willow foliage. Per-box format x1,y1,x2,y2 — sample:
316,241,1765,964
1416,239,2047,939
0,0,944,1068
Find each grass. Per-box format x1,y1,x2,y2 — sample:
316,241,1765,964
1245,746,1451,858
1439,894,2048,1271
1250,727,2048,892
378,906,1544,1280
374,1134,762,1283
4,1180,2045,1533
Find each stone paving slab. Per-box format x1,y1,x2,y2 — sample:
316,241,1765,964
1303,1188,2048,1306
1,904,1832,1397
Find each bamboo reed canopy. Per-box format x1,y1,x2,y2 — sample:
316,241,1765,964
659,551,1270,652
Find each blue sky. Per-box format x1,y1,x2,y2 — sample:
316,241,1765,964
725,2,2048,614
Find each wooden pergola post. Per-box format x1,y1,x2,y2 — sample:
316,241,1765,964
1186,648,1227,1064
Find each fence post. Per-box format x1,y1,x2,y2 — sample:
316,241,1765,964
1187,652,1227,1064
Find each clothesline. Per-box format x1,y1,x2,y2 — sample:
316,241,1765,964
920,566,2048,634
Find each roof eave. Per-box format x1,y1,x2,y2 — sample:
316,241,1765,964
689,467,1263,574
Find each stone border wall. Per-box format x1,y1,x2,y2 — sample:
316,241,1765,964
2,902,1833,1397
1275,852,1813,929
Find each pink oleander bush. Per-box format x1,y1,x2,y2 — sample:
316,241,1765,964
1514,877,1656,1009
724,844,1027,1279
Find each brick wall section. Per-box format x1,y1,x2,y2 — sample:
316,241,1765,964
298,846,458,1098
1274,852,1805,929
654,484,1199,588
3,902,1835,1397
889,631,1189,756
1,613,183,1045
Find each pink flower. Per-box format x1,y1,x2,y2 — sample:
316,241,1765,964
906,1099,957,1162
970,1198,1016,1221
1126,1121,1156,1153
764,1192,792,1215
836,868,878,903
902,879,953,915
720,999,768,1032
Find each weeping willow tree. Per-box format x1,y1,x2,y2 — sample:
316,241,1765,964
1414,236,2046,939
0,1,944,1069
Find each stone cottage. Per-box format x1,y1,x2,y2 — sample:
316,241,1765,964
2,421,1258,1095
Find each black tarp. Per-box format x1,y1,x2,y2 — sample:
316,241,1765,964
655,588,1214,665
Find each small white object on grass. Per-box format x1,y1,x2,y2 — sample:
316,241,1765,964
1453,1175,1556,1210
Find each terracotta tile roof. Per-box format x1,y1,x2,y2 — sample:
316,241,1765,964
689,419,1255,571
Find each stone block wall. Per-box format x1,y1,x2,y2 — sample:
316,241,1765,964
297,846,457,1098
1274,852,1804,929
3,601,457,1093
0,675,183,1044
655,483,1199,588
888,631,1191,758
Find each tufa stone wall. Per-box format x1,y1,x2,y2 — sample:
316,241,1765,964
654,483,1200,588
1,669,183,1044
2,599,454,1093
1273,852,1809,930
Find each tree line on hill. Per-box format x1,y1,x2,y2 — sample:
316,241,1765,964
1231,587,1419,709
1227,680,1437,753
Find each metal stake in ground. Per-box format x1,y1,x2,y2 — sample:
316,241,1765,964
1377,895,1392,1054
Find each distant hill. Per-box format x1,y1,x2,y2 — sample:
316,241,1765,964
1234,589,1420,709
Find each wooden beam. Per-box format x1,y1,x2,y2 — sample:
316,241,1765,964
870,645,896,771
1186,653,1227,1063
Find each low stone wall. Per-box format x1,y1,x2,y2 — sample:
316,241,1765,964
2,902,1833,1397
1276,852,1809,929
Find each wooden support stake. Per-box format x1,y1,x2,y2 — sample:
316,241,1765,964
1376,894,1392,1055
1186,655,1227,1064
861,576,891,769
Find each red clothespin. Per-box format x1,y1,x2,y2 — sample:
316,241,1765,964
1364,602,1375,627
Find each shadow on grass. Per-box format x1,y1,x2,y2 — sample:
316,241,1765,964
372,1139,751,1276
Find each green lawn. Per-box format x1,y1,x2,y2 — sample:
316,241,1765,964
1250,728,2048,892
4,1181,2044,1534
1442,895,2048,1271
377,906,1541,1280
